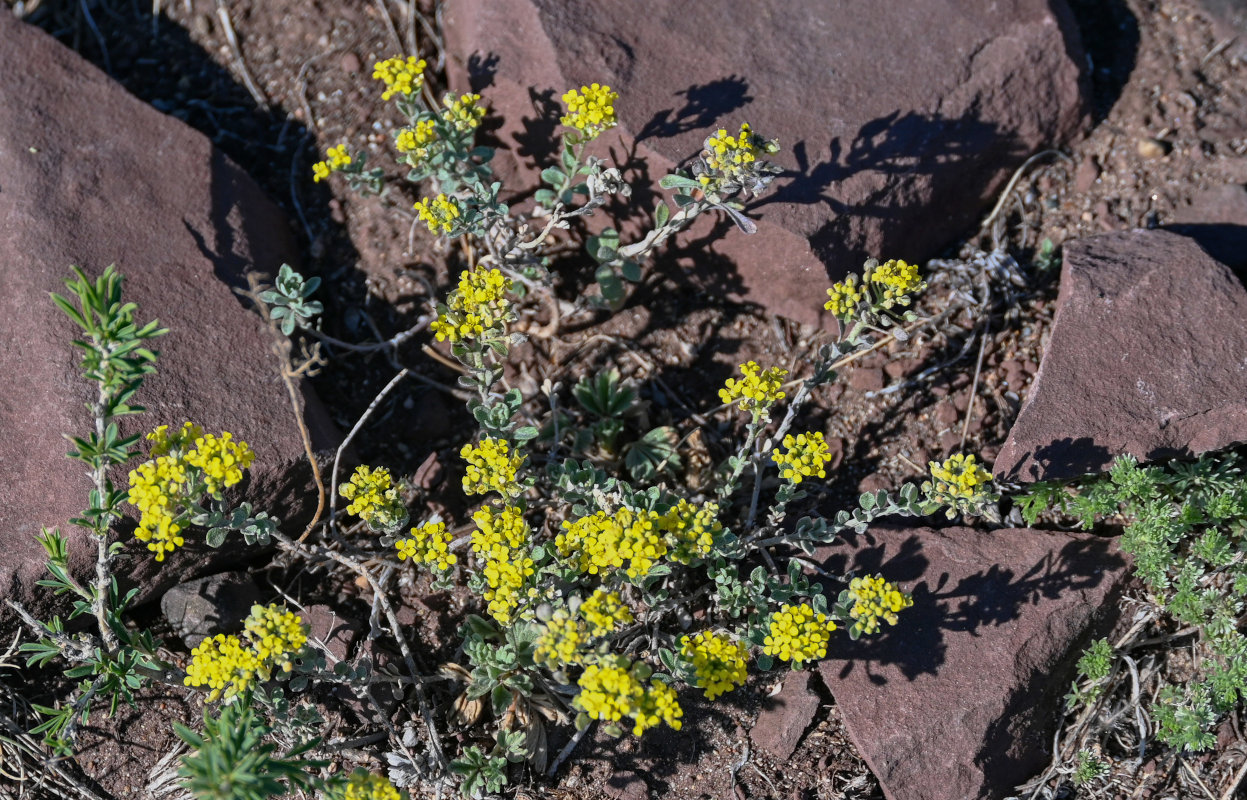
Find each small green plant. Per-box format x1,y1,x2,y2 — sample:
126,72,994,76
1019,451,1247,754
174,702,325,800
1072,748,1107,786
258,263,324,336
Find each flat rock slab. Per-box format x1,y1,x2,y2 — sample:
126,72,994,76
750,669,821,762
0,9,337,630
995,229,1247,483
817,525,1127,800
443,0,1087,325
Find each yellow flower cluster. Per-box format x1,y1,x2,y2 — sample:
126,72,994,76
719,361,787,415
312,144,352,182
460,437,524,496
414,193,462,235
184,604,307,702
339,465,407,531
441,92,487,132
557,508,666,580
128,455,190,560
183,432,254,495
771,431,833,484
702,122,762,182
468,504,534,624
481,549,536,625
580,588,634,636
372,55,426,101
534,611,587,666
396,119,438,163
342,770,402,800
128,424,254,561
824,275,865,317
147,422,203,457
846,575,914,636
396,521,458,572
929,453,992,500
430,265,513,343
660,499,722,564
471,504,530,558
183,633,259,703
763,603,835,667
243,604,307,674
680,631,748,700
574,662,683,736
560,83,619,140
869,259,926,307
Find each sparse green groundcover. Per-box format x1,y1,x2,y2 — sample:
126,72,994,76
1015,452,1247,796
9,59,1004,800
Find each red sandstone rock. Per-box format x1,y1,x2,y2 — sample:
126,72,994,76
995,229,1247,483
817,525,1127,800
442,0,1088,325
0,9,337,631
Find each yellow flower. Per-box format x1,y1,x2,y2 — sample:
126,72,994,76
183,633,260,702
534,611,587,666
481,549,535,625
762,603,835,666
460,437,524,497
430,265,513,343
825,275,865,317
396,119,438,164
771,431,833,484
441,92,486,132
414,193,462,236
470,504,530,558
659,499,722,564
396,520,457,572
243,604,307,676
184,432,254,495
845,575,913,636
556,508,667,580
719,361,787,416
580,588,633,636
339,465,407,531
680,631,747,700
574,661,682,736
633,678,682,736
341,770,402,800
128,455,189,560
372,55,426,101
868,259,926,307
704,123,761,177
146,422,203,457
928,453,992,500
560,83,619,140
127,425,255,561
312,144,352,183
184,605,306,702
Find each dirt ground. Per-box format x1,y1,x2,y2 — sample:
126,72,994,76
5,0,1247,798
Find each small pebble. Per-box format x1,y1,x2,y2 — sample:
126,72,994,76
1137,137,1171,159
341,51,362,73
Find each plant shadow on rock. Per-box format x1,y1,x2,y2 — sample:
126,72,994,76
756,109,1028,281
14,0,363,320
819,527,1125,685
1000,436,1116,483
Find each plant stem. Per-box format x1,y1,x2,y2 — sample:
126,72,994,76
90,367,119,653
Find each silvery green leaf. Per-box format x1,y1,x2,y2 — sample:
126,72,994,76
205,527,227,548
